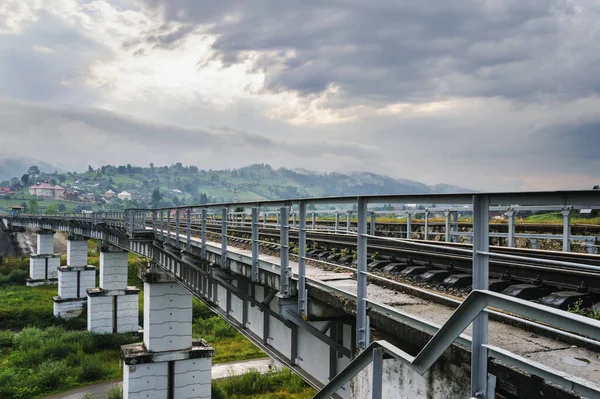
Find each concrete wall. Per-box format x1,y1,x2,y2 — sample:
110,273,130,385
36,232,54,255
143,282,192,352
29,256,60,280
58,267,95,299
351,357,470,399
124,362,168,399
174,358,211,399
67,239,88,267
117,293,139,333
88,295,113,334
100,250,129,290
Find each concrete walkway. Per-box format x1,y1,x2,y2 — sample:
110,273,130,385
44,357,281,399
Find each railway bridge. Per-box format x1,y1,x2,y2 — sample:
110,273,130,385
6,190,600,399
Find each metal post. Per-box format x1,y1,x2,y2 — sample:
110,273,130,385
335,211,340,232
175,210,180,247
277,212,280,227
263,213,267,228
346,211,351,232
472,195,490,398
251,207,259,282
312,212,316,230
453,211,459,242
186,208,191,251
280,207,290,296
531,238,538,250
406,213,412,239
562,208,571,252
221,207,228,269
370,212,376,236
201,209,207,259
587,240,595,255
444,210,451,242
424,210,430,240
298,201,307,316
152,211,157,234
160,211,164,240
372,347,383,399
507,210,516,248
292,212,296,228
356,197,368,349
167,210,171,244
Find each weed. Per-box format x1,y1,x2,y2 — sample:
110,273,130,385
107,386,123,399
568,299,583,314
589,307,600,320
36,360,68,390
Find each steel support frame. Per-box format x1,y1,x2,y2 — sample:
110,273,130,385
201,209,207,259
507,210,516,248
251,207,259,282
167,210,171,244
406,213,412,239
346,211,351,232
370,212,376,236
472,195,490,398
175,210,180,247
444,210,451,242
298,202,308,316
424,210,430,240
280,206,290,296
221,207,228,269
186,208,191,251
356,197,368,349
562,208,571,252
334,211,340,232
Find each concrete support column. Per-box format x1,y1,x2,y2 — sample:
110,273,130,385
87,246,139,334
53,237,96,319
27,229,61,286
122,268,213,399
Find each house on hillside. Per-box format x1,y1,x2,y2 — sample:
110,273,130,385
117,191,132,201
105,189,116,198
0,187,11,196
29,182,65,199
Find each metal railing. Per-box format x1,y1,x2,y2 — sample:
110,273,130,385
9,190,600,398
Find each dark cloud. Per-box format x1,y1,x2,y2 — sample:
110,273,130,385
138,0,599,104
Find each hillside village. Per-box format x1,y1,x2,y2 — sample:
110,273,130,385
0,162,468,213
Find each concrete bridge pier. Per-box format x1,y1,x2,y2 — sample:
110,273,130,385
87,245,139,333
53,236,96,318
121,267,214,399
26,229,61,286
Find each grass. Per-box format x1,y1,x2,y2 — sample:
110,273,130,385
212,369,315,399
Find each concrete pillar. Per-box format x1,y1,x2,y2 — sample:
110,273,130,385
27,230,61,286
122,268,214,399
53,237,96,319
87,246,139,334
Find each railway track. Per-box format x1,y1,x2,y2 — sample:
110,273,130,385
176,222,600,311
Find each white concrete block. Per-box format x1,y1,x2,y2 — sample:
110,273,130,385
124,363,168,399
37,233,55,255
67,239,88,267
53,299,85,319
100,250,129,290
174,358,212,399
117,294,139,333
29,256,60,280
87,295,113,334
58,268,96,299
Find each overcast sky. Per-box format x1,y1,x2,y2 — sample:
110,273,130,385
1,0,599,190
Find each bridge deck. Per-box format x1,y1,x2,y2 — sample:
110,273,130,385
201,236,600,387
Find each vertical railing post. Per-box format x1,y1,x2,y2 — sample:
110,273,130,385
507,209,516,248
160,210,164,240
356,197,368,349
472,195,490,398
152,211,157,234
298,202,307,316
312,212,316,230
424,209,430,241
444,210,451,242
372,347,383,399
167,210,171,244
370,212,376,236
186,208,191,251
292,212,296,229
587,239,596,255
346,211,351,232
201,209,207,259
175,210,180,247
263,213,267,228
406,213,412,239
277,211,280,227
251,207,259,282
562,208,571,252
531,238,538,250
334,211,340,232
221,207,228,269
453,211,459,242
280,206,290,296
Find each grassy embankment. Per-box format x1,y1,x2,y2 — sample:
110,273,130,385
0,238,290,398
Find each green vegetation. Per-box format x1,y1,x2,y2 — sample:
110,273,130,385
212,369,315,399
0,327,138,398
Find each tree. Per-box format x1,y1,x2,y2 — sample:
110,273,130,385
88,165,94,172
172,197,180,206
594,185,599,190
57,203,67,212
151,188,162,207
0,180,9,187
28,199,39,213
10,177,19,187
58,175,66,183
126,164,132,174
28,165,40,176
45,204,59,214
21,174,29,186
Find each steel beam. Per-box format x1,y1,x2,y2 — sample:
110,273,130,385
507,210,516,248
563,209,571,252
472,195,490,398
251,207,259,282
221,207,228,269
298,201,307,316
280,206,290,296
357,197,368,349
406,213,412,239
201,208,207,259
186,208,191,251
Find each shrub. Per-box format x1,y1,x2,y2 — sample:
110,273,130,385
0,275,10,286
211,384,228,399
78,356,106,382
107,385,124,399
8,269,27,284
36,360,68,390
81,394,98,399
93,333,139,350
0,330,15,348
0,368,17,398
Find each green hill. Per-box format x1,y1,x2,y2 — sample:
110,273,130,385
0,162,470,212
